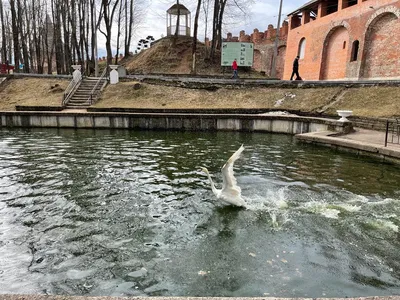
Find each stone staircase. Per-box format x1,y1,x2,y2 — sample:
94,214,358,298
65,77,108,109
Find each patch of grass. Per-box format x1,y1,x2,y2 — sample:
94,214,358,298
326,87,400,118
0,77,68,110
2,77,400,119
95,82,341,111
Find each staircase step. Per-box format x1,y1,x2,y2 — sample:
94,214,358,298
69,102,90,105
73,93,91,96
64,78,108,107
70,98,89,101
66,106,90,109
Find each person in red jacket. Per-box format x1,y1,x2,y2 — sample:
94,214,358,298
231,59,238,79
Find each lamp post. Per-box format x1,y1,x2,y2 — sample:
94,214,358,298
271,0,283,78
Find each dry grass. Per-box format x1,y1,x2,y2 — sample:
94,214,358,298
0,77,68,110
123,36,224,75
325,87,400,118
96,82,341,111
1,77,400,119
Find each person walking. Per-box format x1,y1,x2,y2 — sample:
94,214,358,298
231,59,238,79
290,56,301,81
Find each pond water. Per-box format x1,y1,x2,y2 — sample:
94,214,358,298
0,128,400,297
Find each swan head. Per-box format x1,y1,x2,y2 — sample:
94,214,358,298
199,167,209,175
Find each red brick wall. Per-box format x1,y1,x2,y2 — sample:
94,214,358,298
284,0,400,80
363,13,400,78
321,26,349,79
276,46,286,79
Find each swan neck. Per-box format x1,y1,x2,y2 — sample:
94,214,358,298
206,172,219,196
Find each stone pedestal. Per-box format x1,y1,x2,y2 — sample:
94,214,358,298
109,65,119,84
72,65,82,83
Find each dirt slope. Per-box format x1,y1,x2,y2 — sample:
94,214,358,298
122,36,223,75
0,77,68,110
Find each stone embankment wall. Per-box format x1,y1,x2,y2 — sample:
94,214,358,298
0,111,352,135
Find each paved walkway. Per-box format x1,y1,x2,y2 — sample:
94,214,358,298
297,127,400,162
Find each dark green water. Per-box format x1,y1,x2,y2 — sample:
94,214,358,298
0,128,400,297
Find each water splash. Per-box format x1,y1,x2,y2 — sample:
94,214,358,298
364,219,399,233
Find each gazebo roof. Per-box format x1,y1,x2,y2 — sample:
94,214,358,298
167,4,190,15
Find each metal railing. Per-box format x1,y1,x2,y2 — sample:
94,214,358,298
88,67,108,105
62,77,81,106
385,118,400,147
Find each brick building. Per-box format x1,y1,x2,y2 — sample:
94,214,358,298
224,22,288,79
284,0,400,80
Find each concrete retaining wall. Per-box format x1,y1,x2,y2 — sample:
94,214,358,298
0,111,352,134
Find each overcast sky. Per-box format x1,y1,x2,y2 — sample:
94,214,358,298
100,0,308,56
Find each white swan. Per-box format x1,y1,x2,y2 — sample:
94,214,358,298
200,145,246,207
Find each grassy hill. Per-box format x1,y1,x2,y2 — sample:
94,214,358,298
121,36,235,76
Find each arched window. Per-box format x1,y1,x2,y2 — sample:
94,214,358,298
298,38,306,59
351,40,359,62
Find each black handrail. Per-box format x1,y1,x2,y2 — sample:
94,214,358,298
385,118,400,147
62,77,81,106
88,67,108,105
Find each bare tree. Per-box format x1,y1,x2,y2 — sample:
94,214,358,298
191,0,202,74
114,0,123,64
0,0,144,74
99,0,120,65
208,0,254,60
0,0,7,62
202,0,211,46
9,0,20,72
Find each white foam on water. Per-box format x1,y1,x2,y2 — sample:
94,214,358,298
302,202,340,219
334,203,361,212
366,219,399,233
347,195,370,204
244,186,289,211
366,198,395,206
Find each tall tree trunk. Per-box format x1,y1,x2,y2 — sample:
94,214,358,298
202,0,210,56
216,0,227,51
191,0,202,74
45,12,55,74
173,0,180,47
10,0,20,72
0,0,7,62
90,0,98,76
71,0,81,67
32,0,44,73
124,0,134,57
115,0,123,64
209,0,227,60
209,0,219,60
20,0,30,73
62,0,72,73
100,0,120,66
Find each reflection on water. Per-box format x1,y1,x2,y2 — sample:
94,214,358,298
0,128,400,297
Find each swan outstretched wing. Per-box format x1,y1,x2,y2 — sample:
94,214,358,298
221,144,244,195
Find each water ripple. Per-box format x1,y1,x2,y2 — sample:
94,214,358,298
0,129,400,297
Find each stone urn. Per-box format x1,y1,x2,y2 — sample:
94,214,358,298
337,110,353,122
72,65,82,83
109,65,119,84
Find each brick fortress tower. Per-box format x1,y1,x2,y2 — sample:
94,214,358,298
224,21,289,79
